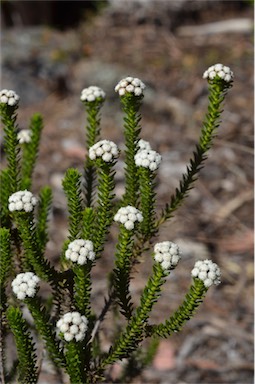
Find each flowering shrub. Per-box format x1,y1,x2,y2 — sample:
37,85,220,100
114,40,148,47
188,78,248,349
0,64,233,383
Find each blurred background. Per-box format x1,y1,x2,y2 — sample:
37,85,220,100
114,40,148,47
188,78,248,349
1,1,254,383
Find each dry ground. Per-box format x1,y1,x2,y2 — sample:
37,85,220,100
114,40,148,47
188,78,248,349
1,1,254,383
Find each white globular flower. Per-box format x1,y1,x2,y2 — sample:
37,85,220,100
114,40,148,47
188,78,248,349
137,139,151,152
191,259,221,288
89,140,119,163
8,190,37,213
134,149,162,171
203,64,234,83
65,239,95,265
56,312,88,342
12,272,40,300
114,205,143,230
17,129,32,144
115,76,146,97
0,89,20,107
80,86,105,102
154,241,181,271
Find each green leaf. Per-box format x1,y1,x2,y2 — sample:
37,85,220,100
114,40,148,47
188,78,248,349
0,105,20,192
0,227,12,287
26,296,65,368
120,95,142,206
62,168,83,241
36,186,52,253
20,113,43,190
7,306,38,384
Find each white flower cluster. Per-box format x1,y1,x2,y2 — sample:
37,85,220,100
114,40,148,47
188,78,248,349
80,86,106,102
17,129,32,144
65,239,95,265
12,272,40,300
137,139,151,151
114,205,143,230
56,312,88,342
134,149,162,171
0,89,20,107
89,140,119,163
203,64,233,83
191,259,221,288
115,76,146,97
154,241,181,271
8,190,37,212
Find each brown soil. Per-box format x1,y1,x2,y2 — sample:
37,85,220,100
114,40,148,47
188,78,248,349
1,2,253,383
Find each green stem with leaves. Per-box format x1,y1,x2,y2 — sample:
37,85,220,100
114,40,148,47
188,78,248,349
36,186,52,254
65,341,89,384
0,105,20,193
83,100,104,207
138,167,157,238
12,212,59,287
93,160,116,256
102,263,166,367
121,94,143,206
73,263,93,319
146,278,208,337
6,306,38,384
0,228,12,309
157,79,232,227
113,226,136,319
62,168,83,242
20,113,43,190
26,296,65,368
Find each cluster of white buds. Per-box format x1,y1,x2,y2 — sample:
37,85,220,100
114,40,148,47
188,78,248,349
80,86,106,102
114,205,143,230
56,312,88,342
203,64,234,83
65,239,95,265
137,139,151,152
154,241,181,271
12,272,40,300
0,89,20,107
17,129,32,144
89,140,119,163
191,259,221,288
8,190,37,212
115,76,146,97
134,149,162,171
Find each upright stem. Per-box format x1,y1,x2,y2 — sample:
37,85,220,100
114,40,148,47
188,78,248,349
93,161,116,256
121,95,143,206
113,227,134,319
157,81,232,227
101,263,166,368
0,106,20,193
138,167,157,238
84,102,103,207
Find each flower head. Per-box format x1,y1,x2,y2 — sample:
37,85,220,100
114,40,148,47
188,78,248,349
56,312,88,342
89,140,119,163
8,190,37,212
12,272,40,300
137,139,151,152
135,149,162,171
115,76,146,97
17,129,32,144
65,239,95,265
154,241,181,271
0,89,20,107
80,86,105,103
203,64,234,83
114,205,143,230
191,259,221,287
